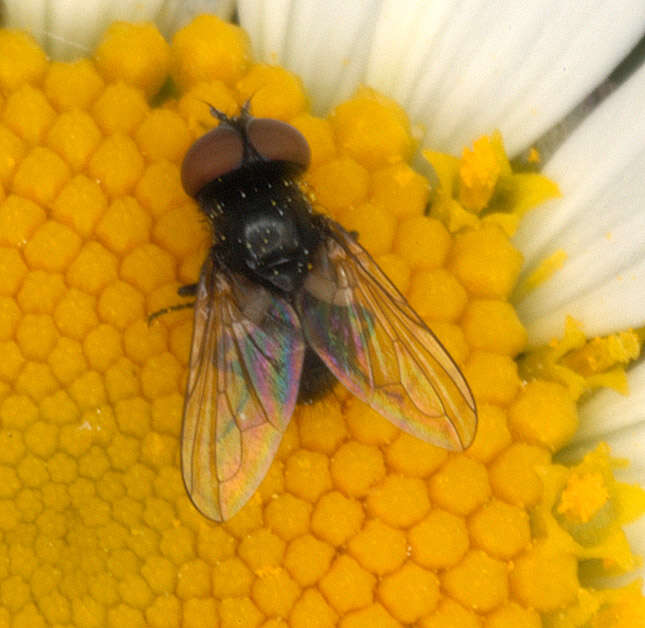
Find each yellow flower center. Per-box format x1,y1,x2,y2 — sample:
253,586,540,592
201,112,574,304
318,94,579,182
0,14,643,628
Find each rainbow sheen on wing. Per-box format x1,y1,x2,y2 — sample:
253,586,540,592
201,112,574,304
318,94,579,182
182,257,304,521
298,221,477,451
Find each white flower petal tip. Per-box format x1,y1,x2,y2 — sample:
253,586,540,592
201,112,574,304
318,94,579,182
238,0,382,114
558,362,645,477
514,60,645,347
0,0,234,59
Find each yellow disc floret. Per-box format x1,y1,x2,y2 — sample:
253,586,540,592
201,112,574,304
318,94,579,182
94,22,171,98
171,15,250,90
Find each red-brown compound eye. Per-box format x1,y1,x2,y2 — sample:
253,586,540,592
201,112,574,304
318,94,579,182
246,118,311,170
181,126,245,197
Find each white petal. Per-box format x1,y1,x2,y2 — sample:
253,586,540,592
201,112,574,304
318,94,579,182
363,0,645,153
239,0,383,114
566,361,645,447
2,0,48,46
242,0,645,153
515,61,645,345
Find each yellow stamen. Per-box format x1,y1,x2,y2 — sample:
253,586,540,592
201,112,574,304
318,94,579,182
558,471,610,523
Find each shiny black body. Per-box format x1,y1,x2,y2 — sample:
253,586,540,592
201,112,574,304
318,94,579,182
191,158,335,401
196,160,322,295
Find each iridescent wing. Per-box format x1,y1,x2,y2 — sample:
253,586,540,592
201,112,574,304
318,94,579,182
297,220,477,450
182,255,305,521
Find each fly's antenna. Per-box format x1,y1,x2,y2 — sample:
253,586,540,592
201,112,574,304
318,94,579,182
200,100,233,124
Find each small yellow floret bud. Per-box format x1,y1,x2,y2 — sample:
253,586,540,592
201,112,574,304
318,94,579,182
13,146,70,206
296,396,347,454
409,508,469,569
44,59,104,111
367,475,430,527
238,527,285,572
331,441,385,497
311,490,364,546
509,380,578,451
308,156,369,213
449,225,523,297
136,109,192,162
393,215,451,270
219,596,263,628
462,299,527,357
171,15,250,90
469,499,530,559
429,455,491,515
153,204,204,259
340,602,399,628
264,493,312,541
371,162,430,218
420,598,481,628
92,82,148,135
16,313,56,360
284,534,334,586
252,568,300,617
290,589,337,627
237,64,307,120
182,598,217,628
95,22,171,98
98,280,144,329
486,602,542,628
379,562,440,623
344,397,398,446
348,518,407,575
376,253,410,293
0,30,47,91
52,175,107,237
463,350,520,405
408,268,468,322
331,87,412,169
510,542,578,612
141,556,177,595
0,194,45,248
338,201,396,255
0,125,25,184
89,134,145,197
46,110,102,172
385,432,447,477
319,554,375,614
284,449,332,503
0,248,27,295
24,220,81,273
121,244,176,294
3,84,55,144
290,113,336,167
443,549,508,613
466,403,512,463
490,442,551,507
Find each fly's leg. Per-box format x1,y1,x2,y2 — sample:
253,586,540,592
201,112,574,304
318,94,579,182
147,283,198,324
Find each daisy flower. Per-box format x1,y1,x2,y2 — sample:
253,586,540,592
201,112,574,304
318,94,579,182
0,1,645,627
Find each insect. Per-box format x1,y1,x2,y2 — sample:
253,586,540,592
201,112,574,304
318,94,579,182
176,103,477,521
